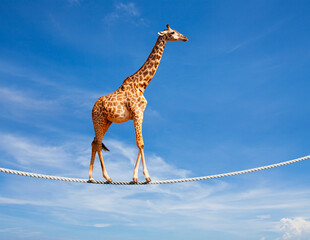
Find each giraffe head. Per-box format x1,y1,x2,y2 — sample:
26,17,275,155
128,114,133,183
158,24,188,42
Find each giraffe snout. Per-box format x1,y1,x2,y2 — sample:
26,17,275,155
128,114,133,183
182,36,188,42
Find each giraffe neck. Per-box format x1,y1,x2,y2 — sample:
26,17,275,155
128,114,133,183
122,36,167,93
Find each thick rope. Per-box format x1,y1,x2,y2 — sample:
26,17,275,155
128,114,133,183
0,155,309,185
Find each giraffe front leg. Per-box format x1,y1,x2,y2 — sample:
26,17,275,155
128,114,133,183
141,149,151,182
133,151,141,183
133,115,151,183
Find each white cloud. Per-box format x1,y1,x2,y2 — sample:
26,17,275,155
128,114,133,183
2,178,309,236
0,61,104,123
0,134,70,170
0,131,191,181
276,217,310,240
0,59,55,86
257,215,271,220
0,87,57,112
0,227,42,239
0,228,18,233
1,132,310,237
93,223,111,228
67,0,81,5
144,107,162,120
103,2,146,26
116,2,139,17
0,196,54,207
226,17,292,54
147,154,191,180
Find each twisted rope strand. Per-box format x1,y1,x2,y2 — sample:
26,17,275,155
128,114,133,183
0,155,309,185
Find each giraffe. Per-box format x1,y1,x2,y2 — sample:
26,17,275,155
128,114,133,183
88,24,188,183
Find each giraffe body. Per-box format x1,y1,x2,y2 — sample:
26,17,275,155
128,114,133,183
89,24,188,183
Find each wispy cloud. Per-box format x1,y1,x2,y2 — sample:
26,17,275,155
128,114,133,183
0,133,71,170
0,87,57,112
116,2,139,17
0,227,41,239
144,107,162,120
93,223,111,228
0,59,56,86
1,172,310,236
0,196,53,207
67,0,82,6
1,132,310,238
0,60,103,123
226,17,293,54
103,2,146,26
0,228,18,233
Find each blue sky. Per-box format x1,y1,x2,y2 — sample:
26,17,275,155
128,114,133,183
1,0,310,239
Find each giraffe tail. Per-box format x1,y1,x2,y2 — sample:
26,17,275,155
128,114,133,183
102,143,110,152
92,139,110,152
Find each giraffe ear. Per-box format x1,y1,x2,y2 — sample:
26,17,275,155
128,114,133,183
158,31,164,36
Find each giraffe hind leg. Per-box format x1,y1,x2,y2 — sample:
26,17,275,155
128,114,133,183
90,118,112,182
88,144,96,182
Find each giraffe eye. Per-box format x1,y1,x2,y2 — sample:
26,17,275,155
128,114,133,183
171,32,175,34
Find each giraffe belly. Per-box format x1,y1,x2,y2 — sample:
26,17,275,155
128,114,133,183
106,105,132,123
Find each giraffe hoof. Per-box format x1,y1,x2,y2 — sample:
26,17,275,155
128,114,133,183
106,177,112,183
133,177,138,183
88,178,96,183
145,177,151,183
